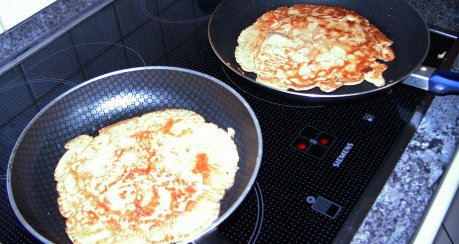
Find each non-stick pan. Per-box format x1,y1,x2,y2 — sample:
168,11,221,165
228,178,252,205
209,0,459,104
6,67,262,243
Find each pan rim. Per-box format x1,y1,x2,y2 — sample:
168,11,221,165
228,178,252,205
6,66,263,243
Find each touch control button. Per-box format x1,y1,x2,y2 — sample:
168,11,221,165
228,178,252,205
291,125,336,160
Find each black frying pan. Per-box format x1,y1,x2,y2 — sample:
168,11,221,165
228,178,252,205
6,67,262,243
208,0,459,104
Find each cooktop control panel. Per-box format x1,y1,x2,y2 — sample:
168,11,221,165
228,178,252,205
291,125,338,160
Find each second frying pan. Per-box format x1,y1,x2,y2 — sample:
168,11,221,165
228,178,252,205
208,0,449,103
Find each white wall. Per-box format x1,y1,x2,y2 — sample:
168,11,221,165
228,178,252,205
0,0,56,34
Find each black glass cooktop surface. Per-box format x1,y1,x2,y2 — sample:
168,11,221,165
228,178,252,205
0,0,457,243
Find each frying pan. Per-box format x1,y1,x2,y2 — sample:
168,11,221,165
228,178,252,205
208,0,459,104
6,67,262,243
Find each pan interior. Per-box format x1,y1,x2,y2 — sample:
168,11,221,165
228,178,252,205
7,67,261,243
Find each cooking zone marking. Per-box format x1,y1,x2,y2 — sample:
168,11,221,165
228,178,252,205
306,195,342,219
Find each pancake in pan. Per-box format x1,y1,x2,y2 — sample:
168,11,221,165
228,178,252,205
235,4,395,92
54,109,239,243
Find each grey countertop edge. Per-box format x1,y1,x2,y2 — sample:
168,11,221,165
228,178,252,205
0,0,104,69
351,0,459,241
352,88,459,243
0,0,458,243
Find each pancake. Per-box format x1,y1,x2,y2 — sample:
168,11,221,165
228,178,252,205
235,4,395,92
54,109,239,243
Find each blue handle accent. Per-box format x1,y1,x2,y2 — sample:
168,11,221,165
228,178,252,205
429,68,459,95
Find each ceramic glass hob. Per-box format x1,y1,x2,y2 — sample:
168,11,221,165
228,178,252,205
0,0,457,243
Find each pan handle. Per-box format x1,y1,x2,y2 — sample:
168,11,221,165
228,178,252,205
429,68,459,95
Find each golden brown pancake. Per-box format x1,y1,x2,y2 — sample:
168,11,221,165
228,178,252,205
235,4,395,92
54,109,239,243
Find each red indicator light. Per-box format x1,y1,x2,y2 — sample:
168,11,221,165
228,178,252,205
320,138,329,145
297,142,308,150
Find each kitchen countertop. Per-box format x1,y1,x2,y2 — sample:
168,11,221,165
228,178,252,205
352,0,459,242
352,87,459,242
0,0,100,68
0,0,458,243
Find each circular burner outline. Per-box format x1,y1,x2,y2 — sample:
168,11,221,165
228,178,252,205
248,181,264,244
16,42,146,84
140,0,214,24
222,66,322,109
0,42,147,94
0,78,76,95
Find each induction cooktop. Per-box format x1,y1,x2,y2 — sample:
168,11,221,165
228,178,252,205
0,0,458,243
